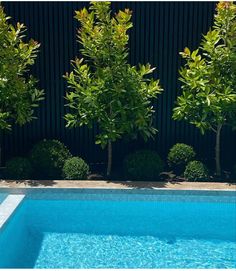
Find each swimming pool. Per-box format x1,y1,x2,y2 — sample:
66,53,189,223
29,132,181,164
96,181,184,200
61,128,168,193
0,189,235,268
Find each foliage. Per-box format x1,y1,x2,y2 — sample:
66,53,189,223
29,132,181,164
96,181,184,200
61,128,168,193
5,157,33,179
184,160,209,181
123,150,164,181
173,2,236,133
30,139,72,179
64,2,163,175
167,143,196,173
62,156,89,180
0,5,44,131
172,2,236,176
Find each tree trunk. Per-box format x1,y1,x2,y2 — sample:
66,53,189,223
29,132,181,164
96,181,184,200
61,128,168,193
106,140,112,177
215,124,222,177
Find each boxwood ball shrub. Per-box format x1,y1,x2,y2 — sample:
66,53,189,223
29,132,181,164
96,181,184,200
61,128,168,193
123,150,164,181
184,160,209,182
168,143,196,173
62,157,89,180
30,139,72,179
5,157,33,179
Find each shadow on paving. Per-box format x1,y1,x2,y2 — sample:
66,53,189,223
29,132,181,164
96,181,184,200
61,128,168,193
106,180,181,189
2,179,57,187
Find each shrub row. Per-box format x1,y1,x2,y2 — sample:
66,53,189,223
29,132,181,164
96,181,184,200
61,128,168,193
5,139,235,181
123,144,210,182
167,143,210,181
5,139,89,180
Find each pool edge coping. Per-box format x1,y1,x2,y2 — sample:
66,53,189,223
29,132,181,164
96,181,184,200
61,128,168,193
0,180,235,191
0,195,25,231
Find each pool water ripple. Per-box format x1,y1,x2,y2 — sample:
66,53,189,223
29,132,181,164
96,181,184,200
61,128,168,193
33,233,236,268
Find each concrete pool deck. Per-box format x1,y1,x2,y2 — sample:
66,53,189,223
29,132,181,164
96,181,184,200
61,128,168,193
0,180,235,190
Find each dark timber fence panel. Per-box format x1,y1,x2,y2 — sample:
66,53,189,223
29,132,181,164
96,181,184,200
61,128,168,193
2,1,236,169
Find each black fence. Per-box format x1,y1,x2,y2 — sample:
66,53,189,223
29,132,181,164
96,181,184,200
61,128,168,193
2,1,236,169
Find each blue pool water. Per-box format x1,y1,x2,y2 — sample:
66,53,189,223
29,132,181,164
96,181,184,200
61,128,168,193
0,190,235,268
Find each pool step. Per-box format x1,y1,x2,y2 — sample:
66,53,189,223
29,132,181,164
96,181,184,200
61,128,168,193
0,194,25,230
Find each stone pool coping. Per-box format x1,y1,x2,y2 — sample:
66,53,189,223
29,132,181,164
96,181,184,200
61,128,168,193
0,194,25,230
0,180,235,190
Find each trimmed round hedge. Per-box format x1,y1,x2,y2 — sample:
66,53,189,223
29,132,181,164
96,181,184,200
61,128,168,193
5,157,33,180
62,157,89,180
168,143,196,173
30,139,72,179
123,150,164,181
184,160,209,181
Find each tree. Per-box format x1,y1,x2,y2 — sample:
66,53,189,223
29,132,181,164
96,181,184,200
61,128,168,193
173,2,236,176
64,2,163,176
0,5,44,165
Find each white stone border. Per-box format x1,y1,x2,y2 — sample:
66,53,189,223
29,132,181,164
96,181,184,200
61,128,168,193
0,194,25,230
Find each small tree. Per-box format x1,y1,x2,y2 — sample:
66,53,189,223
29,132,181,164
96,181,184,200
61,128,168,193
64,2,163,176
173,2,236,176
0,5,44,165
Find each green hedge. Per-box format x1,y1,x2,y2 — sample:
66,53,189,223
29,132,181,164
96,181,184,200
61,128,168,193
62,157,89,180
30,139,72,179
184,160,209,181
123,150,164,181
5,157,33,180
168,143,196,173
